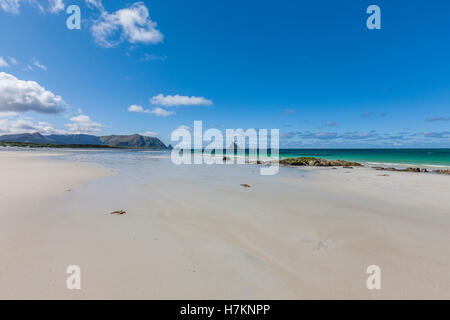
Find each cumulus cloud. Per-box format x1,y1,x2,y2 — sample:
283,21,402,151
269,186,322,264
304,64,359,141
0,115,65,135
281,130,381,141
304,132,339,140
9,57,18,65
340,131,378,140
48,0,64,13
0,0,64,14
0,112,104,135
0,72,64,114
91,2,163,48
0,111,17,117
64,114,103,134
0,107,105,135
128,104,174,117
85,0,103,10
176,125,192,132
128,104,144,112
150,106,174,117
32,58,47,71
0,0,22,14
422,131,450,138
0,57,9,67
281,131,337,140
141,131,157,137
150,94,213,107
279,129,450,147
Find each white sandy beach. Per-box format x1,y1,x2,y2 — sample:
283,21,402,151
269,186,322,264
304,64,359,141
0,150,449,299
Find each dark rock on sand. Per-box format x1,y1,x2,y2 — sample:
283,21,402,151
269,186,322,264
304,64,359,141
240,184,251,188
433,169,450,175
279,157,362,167
110,210,126,215
373,167,450,175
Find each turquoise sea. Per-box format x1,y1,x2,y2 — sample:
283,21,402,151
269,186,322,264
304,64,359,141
202,148,450,167
276,149,450,167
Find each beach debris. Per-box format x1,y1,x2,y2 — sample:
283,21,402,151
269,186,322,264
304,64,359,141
343,166,353,169
240,184,251,188
372,167,443,174
279,157,362,167
433,169,450,175
110,210,126,215
377,174,390,176
314,240,330,250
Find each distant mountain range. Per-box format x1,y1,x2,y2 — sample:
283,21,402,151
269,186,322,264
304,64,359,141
0,133,170,150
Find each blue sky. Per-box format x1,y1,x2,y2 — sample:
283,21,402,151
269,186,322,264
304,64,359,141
0,0,449,147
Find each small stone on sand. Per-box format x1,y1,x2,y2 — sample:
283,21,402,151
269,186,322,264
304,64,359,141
110,210,126,215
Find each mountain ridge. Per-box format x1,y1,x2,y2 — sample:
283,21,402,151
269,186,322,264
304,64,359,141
0,132,169,150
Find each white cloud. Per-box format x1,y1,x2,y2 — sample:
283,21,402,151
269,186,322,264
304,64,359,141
0,111,17,117
0,0,63,14
0,0,21,14
150,106,174,117
0,57,9,68
150,94,213,107
141,131,157,137
176,125,192,132
0,111,104,135
85,0,103,10
64,114,103,134
32,58,47,71
128,104,144,112
0,72,63,114
0,57,8,67
48,0,64,13
91,2,163,48
9,57,18,65
0,116,65,135
128,104,174,117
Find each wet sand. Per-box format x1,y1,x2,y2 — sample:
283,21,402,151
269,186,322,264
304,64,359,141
0,150,449,299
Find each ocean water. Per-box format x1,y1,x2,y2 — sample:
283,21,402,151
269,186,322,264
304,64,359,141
276,149,450,168
2,147,450,168
230,148,450,168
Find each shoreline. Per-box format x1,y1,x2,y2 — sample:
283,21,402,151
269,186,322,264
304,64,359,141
1,150,450,299
2,146,450,169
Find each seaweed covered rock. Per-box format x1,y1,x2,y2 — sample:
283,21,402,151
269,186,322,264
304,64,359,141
279,157,362,167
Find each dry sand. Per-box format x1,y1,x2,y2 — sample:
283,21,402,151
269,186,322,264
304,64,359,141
0,150,449,299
